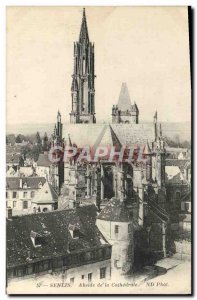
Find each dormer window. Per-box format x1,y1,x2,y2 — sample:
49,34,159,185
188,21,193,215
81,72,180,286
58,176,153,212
69,224,80,239
30,231,42,247
38,182,43,188
23,182,28,189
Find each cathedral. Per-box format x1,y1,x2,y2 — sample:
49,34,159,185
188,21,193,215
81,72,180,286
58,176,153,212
52,9,173,275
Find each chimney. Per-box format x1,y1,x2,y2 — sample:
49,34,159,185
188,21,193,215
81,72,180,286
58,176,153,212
19,178,23,188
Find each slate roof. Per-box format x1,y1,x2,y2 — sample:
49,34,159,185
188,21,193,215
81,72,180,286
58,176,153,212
97,198,132,222
165,159,189,170
32,181,58,204
6,177,46,190
7,205,110,268
63,123,155,149
37,153,51,167
93,125,122,150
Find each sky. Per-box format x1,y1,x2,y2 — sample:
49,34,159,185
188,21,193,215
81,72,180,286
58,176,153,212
6,6,191,125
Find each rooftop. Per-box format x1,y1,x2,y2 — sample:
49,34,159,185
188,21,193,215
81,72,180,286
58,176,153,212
32,181,58,204
37,153,51,167
6,177,46,190
7,205,110,268
97,198,133,222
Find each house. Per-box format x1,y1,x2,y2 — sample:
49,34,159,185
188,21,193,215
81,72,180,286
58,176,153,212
31,181,58,213
19,166,34,177
6,177,46,216
6,153,24,172
179,192,191,234
166,147,190,160
165,160,191,235
6,205,111,282
36,152,51,179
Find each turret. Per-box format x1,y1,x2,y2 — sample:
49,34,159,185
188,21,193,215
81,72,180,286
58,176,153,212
112,83,139,124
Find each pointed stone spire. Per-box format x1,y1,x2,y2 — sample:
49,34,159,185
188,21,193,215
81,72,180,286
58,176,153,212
79,8,89,44
143,140,152,156
154,110,157,123
117,82,132,111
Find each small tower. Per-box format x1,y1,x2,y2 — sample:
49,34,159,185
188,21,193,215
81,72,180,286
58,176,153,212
96,198,134,275
70,8,96,124
151,112,166,209
112,83,139,124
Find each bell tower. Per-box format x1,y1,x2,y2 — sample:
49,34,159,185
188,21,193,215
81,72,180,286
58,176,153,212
70,8,96,124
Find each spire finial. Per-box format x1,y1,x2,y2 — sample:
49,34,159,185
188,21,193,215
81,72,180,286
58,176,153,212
83,8,86,18
79,7,89,43
154,110,157,123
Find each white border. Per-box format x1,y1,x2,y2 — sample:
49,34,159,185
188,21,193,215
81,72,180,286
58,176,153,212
1,1,196,299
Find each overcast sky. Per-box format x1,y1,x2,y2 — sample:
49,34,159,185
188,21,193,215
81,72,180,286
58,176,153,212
6,6,191,125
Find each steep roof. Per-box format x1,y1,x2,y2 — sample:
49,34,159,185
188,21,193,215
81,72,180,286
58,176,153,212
93,125,122,150
6,177,46,190
7,205,110,268
63,123,155,149
117,83,132,111
143,141,152,155
97,198,132,222
32,181,58,204
37,153,51,167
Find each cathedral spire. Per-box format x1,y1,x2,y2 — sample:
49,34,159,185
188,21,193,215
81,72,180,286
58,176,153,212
79,8,89,44
70,8,96,124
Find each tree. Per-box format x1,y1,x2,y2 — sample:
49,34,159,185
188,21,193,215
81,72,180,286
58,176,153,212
15,134,22,143
31,145,41,162
36,132,42,145
43,132,49,151
21,145,32,160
